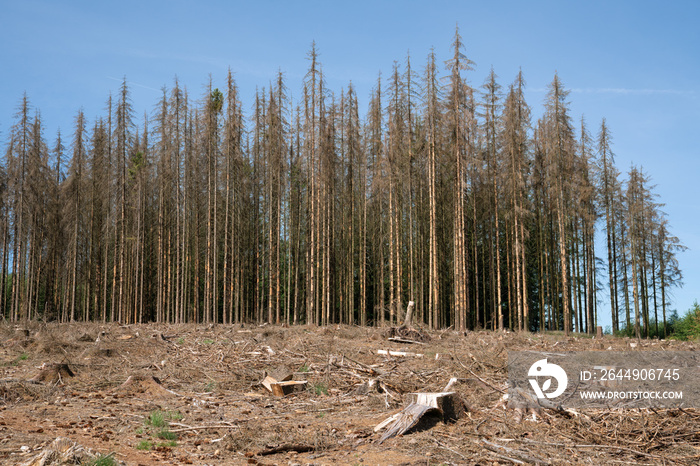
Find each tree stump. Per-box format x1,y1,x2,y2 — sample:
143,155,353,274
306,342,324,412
270,380,307,397
384,301,431,343
29,363,75,385
377,391,465,443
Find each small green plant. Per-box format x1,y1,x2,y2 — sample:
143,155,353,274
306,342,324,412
82,453,117,466
157,428,177,441
202,338,215,345
9,352,29,366
177,337,184,344
204,381,217,392
299,363,310,373
136,440,153,450
141,410,179,447
145,410,167,428
82,453,118,466
311,382,328,396
158,440,177,448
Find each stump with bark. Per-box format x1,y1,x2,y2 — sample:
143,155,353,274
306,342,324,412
384,301,430,343
29,363,75,385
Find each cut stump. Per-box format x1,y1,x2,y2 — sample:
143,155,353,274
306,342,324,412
115,374,179,398
384,301,431,343
270,380,307,397
377,391,465,443
261,366,299,396
29,363,75,385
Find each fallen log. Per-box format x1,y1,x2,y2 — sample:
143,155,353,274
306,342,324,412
387,337,425,345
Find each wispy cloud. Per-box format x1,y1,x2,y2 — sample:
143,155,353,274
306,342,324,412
106,76,160,93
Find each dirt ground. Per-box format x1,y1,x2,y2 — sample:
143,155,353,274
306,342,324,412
1,321,698,465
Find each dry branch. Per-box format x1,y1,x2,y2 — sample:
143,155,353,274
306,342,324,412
480,439,549,465
377,349,423,358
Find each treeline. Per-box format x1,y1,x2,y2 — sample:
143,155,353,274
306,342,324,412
0,30,684,335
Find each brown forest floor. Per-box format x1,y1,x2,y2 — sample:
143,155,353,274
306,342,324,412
1,321,698,465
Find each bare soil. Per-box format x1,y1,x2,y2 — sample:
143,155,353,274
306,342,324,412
1,321,698,465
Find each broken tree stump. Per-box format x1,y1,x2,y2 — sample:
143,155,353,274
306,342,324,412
261,366,302,396
270,380,307,397
403,300,415,328
29,363,75,385
115,374,181,397
409,392,465,422
384,301,431,343
261,376,277,393
268,366,294,383
377,391,465,443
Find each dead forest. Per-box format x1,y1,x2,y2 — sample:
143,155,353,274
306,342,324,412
0,28,685,336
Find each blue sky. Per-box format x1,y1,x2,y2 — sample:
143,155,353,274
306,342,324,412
2,0,699,326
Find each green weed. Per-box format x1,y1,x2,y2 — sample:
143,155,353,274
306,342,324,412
145,410,166,428
310,382,328,396
156,428,177,441
136,440,152,450
82,453,118,466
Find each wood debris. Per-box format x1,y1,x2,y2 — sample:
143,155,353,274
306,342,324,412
20,437,125,466
114,374,181,397
270,380,307,397
261,367,306,397
480,438,549,465
377,349,423,358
